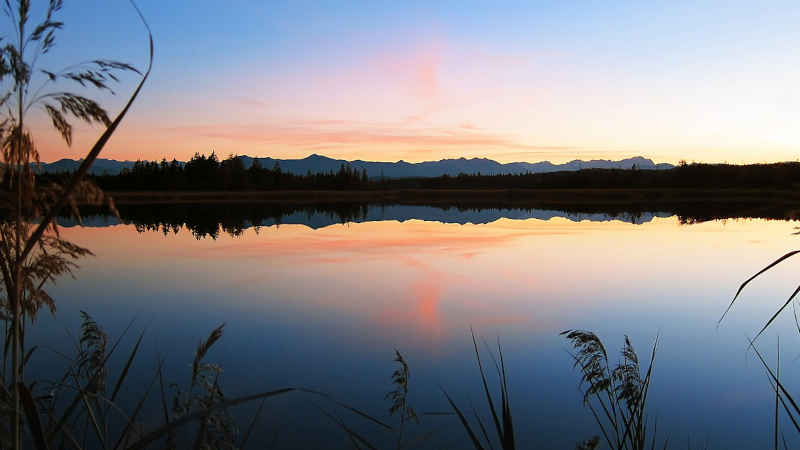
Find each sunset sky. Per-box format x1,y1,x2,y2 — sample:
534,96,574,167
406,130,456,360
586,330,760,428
24,0,800,164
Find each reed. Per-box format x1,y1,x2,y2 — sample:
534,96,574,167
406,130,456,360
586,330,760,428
561,330,664,450
442,330,516,450
319,349,436,450
0,1,152,448
24,312,296,450
717,245,800,446
719,250,800,343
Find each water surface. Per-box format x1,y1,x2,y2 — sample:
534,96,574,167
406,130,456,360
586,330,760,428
29,205,800,449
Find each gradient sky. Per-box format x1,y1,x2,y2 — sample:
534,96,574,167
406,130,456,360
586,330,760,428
20,0,800,164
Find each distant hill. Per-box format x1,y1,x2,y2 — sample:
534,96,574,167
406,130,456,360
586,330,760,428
240,154,673,178
39,158,137,175
39,154,673,177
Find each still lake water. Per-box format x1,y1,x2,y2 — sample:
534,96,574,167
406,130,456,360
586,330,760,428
27,205,800,448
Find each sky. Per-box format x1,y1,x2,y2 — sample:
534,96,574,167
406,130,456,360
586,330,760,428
17,0,800,164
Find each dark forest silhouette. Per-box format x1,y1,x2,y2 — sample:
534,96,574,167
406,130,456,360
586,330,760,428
56,153,800,191
85,152,370,191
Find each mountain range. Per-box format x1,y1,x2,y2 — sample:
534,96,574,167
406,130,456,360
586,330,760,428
39,154,674,177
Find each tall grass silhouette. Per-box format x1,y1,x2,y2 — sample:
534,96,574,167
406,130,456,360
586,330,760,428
29,312,297,449
561,330,664,450
718,248,800,444
442,330,516,450
0,2,312,448
0,1,151,447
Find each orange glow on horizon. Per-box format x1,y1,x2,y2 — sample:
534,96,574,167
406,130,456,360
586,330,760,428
28,36,800,166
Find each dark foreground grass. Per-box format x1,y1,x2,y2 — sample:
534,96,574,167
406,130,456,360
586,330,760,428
719,248,800,448
27,314,296,450
436,329,664,450
561,330,663,450
26,313,405,450
20,309,797,450
442,331,515,450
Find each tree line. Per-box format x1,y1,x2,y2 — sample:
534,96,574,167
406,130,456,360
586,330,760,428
417,160,800,190
40,153,800,191
87,152,369,190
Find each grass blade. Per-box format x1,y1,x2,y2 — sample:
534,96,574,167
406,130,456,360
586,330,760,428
109,330,144,403
298,388,393,430
441,388,485,450
775,338,780,450
46,382,82,446
112,361,159,450
22,345,37,371
156,360,175,448
497,341,514,450
19,382,49,450
125,387,295,450
638,334,659,432
239,397,267,450
750,339,800,419
76,383,107,450
719,250,800,324
470,329,503,443
649,417,658,450
317,405,378,450
586,401,614,450
771,378,800,433
472,407,495,450
751,284,800,344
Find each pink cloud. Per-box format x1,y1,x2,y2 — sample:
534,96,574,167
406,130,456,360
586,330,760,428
413,51,440,100
373,43,444,102
163,121,577,154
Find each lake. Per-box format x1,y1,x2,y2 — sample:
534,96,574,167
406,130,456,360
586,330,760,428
27,204,800,449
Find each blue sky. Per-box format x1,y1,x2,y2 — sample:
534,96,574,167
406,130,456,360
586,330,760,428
18,0,800,163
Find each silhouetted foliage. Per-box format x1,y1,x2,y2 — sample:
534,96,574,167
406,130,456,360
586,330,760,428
407,162,800,190
443,331,516,450
78,159,800,191
90,153,372,191
562,330,663,450
0,1,151,448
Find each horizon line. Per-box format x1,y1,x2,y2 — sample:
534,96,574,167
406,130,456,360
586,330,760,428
42,153,679,166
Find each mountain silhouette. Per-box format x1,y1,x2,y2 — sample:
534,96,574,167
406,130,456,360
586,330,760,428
39,158,138,175
39,154,673,177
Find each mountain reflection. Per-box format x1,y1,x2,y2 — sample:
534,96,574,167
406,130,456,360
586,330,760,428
54,202,800,239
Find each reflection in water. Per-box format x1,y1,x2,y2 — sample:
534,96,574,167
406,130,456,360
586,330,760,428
29,206,800,448
56,201,800,239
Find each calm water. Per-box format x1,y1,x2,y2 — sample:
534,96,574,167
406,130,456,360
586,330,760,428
27,205,800,449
